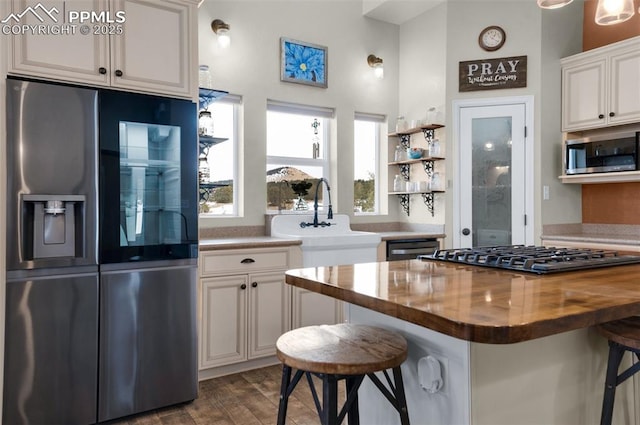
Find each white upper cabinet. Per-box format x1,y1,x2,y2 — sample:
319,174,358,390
608,48,640,126
7,0,110,85
7,0,196,98
561,36,640,132
109,0,194,97
561,58,606,131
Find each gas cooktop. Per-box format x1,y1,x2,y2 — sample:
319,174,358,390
419,245,640,274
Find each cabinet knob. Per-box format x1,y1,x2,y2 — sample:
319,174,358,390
598,114,604,119
251,282,258,288
240,283,247,290
114,69,123,77
609,112,615,117
462,228,471,236
240,258,255,264
99,67,107,75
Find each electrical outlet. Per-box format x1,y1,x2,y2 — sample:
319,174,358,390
543,185,550,200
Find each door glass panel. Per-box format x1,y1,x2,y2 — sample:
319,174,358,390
119,121,182,247
471,116,512,247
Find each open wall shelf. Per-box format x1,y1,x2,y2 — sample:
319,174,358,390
388,125,445,216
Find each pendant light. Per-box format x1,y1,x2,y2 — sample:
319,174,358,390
595,0,635,25
537,0,573,9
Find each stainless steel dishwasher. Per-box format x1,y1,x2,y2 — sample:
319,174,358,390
386,238,440,261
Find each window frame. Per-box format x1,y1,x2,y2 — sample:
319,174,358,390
354,112,385,215
266,100,334,213
199,93,241,217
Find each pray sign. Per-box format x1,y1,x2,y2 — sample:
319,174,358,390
459,55,527,92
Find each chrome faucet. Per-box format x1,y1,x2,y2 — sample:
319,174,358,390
300,178,333,228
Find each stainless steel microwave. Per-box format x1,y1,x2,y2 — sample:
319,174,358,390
564,131,640,175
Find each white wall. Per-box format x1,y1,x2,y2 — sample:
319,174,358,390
198,0,585,238
198,0,401,228
539,1,583,228
434,0,583,246
397,4,447,224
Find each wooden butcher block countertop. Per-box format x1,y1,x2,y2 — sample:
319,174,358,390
285,259,640,344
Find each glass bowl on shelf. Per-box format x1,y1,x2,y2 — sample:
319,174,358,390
407,147,424,159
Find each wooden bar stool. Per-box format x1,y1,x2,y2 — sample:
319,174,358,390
596,316,640,425
276,323,410,425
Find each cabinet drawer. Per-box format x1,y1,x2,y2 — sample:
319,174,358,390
200,249,289,276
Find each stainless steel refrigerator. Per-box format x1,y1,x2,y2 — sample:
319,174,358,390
5,77,199,424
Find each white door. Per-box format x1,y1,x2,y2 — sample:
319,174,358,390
454,98,533,248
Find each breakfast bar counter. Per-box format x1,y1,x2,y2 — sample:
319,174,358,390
285,258,640,424
285,258,640,344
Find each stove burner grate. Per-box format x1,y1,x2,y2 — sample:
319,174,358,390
419,245,640,274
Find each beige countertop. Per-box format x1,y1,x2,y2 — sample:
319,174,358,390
542,233,640,246
199,236,302,251
377,231,445,241
541,223,640,247
199,232,445,251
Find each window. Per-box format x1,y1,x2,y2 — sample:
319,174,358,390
266,100,333,212
199,94,241,216
354,112,384,214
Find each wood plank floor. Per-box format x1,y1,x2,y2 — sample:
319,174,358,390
106,365,341,425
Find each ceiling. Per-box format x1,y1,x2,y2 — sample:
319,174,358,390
362,0,445,25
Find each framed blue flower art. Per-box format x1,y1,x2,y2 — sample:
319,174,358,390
280,37,328,88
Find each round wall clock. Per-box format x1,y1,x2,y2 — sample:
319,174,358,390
478,26,506,52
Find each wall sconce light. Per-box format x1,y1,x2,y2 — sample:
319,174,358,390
594,0,635,25
536,0,573,9
211,19,231,48
367,54,384,79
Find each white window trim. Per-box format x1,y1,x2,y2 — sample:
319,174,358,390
267,99,334,118
354,112,385,215
266,101,333,213
199,94,242,217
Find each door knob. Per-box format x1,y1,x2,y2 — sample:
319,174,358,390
240,283,247,290
462,228,471,236
609,112,615,117
115,69,123,77
251,282,258,288
98,67,107,74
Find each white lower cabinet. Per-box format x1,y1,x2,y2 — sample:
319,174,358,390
292,288,342,328
248,272,290,358
198,246,297,377
200,274,247,368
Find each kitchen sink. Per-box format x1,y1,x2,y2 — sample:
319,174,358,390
270,214,381,267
